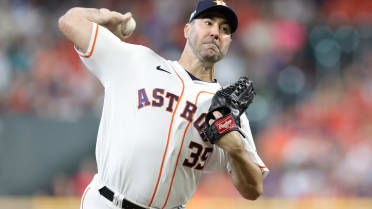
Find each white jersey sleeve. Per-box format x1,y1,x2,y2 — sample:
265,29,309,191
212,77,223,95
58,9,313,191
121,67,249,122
74,22,157,87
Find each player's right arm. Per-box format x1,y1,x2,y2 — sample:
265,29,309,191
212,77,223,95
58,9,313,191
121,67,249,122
58,7,132,52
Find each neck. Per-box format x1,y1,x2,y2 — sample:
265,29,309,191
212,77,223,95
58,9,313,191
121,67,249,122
178,46,216,82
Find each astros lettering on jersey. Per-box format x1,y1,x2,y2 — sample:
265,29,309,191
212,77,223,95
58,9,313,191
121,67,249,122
75,23,269,209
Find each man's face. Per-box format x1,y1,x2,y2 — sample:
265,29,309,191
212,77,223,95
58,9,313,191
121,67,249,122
186,13,232,63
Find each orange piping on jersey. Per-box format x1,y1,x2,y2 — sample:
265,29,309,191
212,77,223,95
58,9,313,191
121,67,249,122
259,165,267,169
194,91,215,106
81,186,91,209
161,91,214,209
148,70,185,207
80,23,99,58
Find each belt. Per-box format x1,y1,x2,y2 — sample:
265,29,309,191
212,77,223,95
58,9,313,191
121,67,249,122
98,186,146,209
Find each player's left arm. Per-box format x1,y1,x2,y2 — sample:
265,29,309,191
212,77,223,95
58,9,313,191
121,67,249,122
203,77,267,200
215,126,263,200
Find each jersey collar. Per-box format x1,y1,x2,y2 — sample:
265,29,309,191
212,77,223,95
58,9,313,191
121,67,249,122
185,70,217,83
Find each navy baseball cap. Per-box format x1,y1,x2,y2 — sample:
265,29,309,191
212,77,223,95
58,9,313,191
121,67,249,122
189,0,238,33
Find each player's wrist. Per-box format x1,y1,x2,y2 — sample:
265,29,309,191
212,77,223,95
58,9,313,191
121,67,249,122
215,131,245,153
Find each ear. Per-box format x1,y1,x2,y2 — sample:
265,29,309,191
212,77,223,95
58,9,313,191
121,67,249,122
184,23,191,39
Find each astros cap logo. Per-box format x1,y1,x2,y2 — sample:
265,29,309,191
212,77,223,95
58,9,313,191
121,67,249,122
214,0,227,7
190,0,238,33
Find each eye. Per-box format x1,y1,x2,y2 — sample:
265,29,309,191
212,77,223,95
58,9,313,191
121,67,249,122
221,25,231,34
204,19,213,26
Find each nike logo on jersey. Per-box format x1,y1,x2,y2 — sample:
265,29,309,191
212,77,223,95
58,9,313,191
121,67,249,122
156,65,171,74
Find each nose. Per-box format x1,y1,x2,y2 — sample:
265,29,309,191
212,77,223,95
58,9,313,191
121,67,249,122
209,24,219,40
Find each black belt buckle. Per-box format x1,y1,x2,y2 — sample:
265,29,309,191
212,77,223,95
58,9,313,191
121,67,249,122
98,186,146,209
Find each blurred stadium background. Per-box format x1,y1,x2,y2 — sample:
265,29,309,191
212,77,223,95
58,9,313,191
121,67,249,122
0,0,372,208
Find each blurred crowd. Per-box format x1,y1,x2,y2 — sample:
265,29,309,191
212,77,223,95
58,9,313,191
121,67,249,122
1,0,372,198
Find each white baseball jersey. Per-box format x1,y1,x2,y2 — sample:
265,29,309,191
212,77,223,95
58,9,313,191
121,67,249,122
75,23,269,209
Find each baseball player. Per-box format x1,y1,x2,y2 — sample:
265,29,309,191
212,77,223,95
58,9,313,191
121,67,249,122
58,0,269,208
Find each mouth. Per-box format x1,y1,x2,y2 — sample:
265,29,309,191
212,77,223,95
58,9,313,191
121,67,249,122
204,43,220,52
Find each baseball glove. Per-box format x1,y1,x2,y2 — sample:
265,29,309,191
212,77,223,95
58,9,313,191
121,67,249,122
201,77,255,144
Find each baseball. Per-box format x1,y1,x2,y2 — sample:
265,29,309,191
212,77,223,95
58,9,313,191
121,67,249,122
122,17,136,37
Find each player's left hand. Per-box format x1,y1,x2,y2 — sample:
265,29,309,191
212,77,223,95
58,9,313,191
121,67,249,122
201,77,255,144
208,111,245,153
